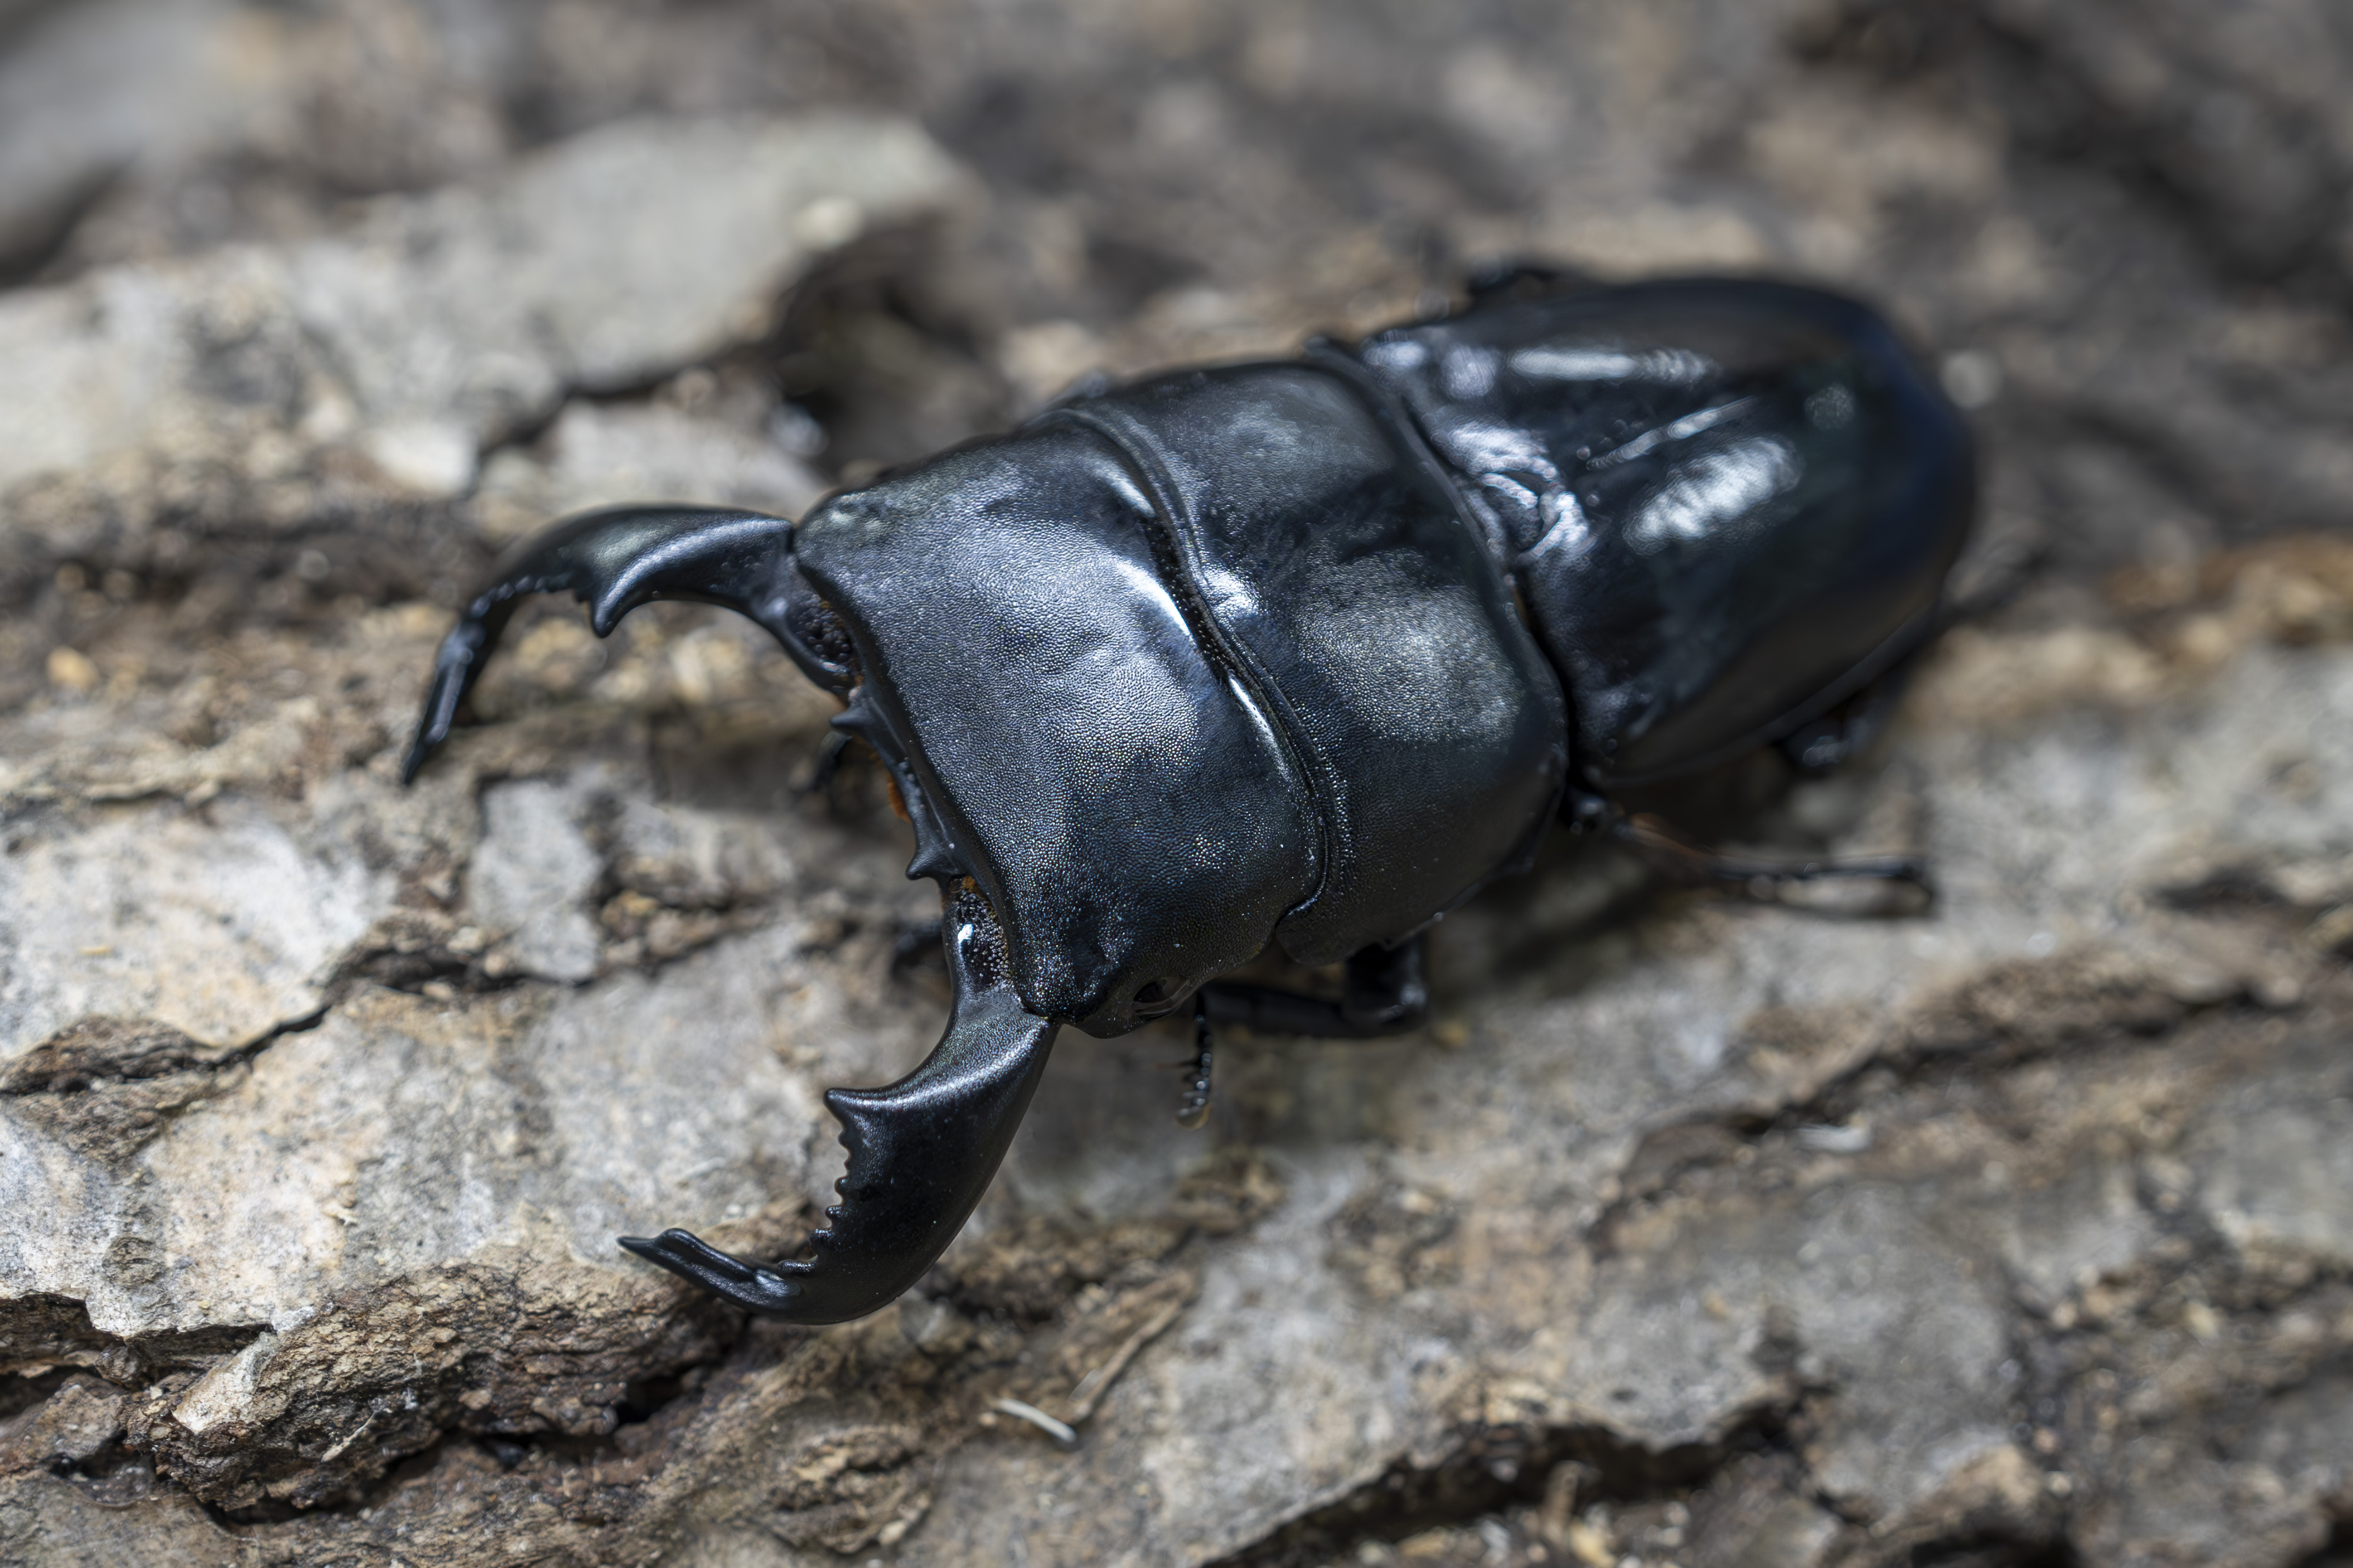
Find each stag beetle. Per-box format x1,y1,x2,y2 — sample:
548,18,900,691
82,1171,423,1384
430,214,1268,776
403,274,1974,1325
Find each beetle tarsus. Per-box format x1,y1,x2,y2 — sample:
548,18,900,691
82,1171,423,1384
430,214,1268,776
1617,813,1935,902
1174,999,1214,1128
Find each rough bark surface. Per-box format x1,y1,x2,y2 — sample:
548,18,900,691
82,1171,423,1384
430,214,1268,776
2,3,2350,1565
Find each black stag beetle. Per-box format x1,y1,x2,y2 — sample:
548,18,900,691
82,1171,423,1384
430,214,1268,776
403,272,1975,1325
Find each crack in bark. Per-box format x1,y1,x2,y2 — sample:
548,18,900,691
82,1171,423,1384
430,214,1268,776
0,1293,265,1388
1587,949,2242,1257
0,1010,328,1164
132,1255,757,1511
0,1147,1282,1525
1204,1409,1794,1568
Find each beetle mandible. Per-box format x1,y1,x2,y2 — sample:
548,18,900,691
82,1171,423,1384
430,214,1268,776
403,273,1976,1325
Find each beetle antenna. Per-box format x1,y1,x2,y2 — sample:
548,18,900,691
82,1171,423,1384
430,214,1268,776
1174,998,1214,1129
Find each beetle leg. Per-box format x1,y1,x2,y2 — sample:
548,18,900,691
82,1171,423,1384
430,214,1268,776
1616,812,1933,900
1777,539,2045,777
1338,939,1429,1031
1197,937,1429,1039
403,505,817,784
798,728,854,795
1463,260,1601,302
1173,998,1214,1128
888,915,945,977
619,881,1057,1324
1775,661,1918,774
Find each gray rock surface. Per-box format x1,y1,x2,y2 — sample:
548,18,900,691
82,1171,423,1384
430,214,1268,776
3,3,2351,1566
0,105,954,590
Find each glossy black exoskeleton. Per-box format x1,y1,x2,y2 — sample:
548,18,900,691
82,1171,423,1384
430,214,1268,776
404,275,1974,1325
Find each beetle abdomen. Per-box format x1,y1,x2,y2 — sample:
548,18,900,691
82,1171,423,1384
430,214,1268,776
1357,278,1975,787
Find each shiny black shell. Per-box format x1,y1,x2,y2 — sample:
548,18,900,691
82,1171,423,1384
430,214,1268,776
403,277,1977,1329
794,365,1567,1038
793,277,1972,1038
1357,278,1974,787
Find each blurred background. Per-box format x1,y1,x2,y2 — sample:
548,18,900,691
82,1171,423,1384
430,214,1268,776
1,3,2350,1567
3,0,2349,625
